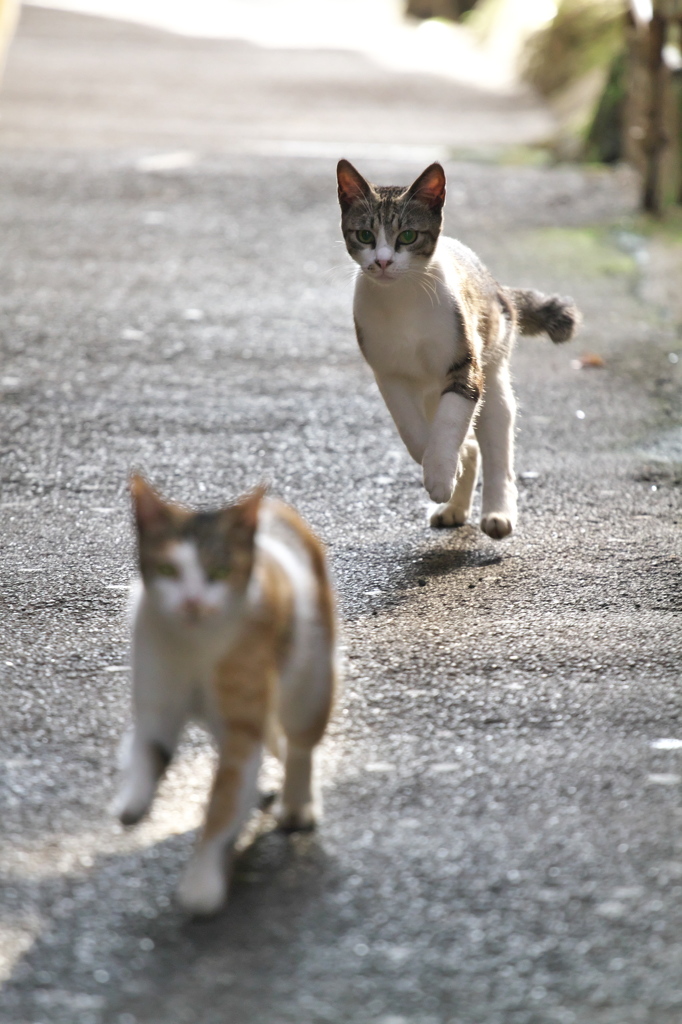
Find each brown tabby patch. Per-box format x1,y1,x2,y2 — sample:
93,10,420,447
131,475,259,592
338,159,444,259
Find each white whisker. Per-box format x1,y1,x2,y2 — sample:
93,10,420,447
323,262,359,283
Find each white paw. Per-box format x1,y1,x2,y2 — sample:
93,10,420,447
429,502,469,528
422,455,457,505
273,800,317,833
480,513,514,540
177,855,227,916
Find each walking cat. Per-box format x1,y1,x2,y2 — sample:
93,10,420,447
337,159,581,538
113,475,337,915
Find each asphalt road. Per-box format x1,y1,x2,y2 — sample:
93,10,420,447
1,6,681,1024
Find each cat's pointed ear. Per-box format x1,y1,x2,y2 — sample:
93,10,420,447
337,159,372,210
130,473,171,533
233,484,268,533
407,163,446,211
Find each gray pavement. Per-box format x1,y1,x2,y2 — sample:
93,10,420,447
1,6,681,1024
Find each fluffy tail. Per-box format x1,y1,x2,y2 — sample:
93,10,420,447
509,288,581,344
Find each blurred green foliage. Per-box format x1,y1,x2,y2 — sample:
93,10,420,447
522,0,625,99
584,51,627,163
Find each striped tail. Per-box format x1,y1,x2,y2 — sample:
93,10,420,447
509,288,581,344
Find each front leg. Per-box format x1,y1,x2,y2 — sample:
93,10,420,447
112,631,189,825
177,741,263,916
375,375,430,464
177,645,271,916
112,712,183,825
422,392,479,503
430,435,479,527
422,353,482,503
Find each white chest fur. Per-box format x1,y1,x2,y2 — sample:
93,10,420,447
353,254,462,385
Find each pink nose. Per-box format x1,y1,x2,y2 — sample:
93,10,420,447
375,259,393,271
183,598,203,619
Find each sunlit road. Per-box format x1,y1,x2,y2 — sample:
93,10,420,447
1,7,681,1024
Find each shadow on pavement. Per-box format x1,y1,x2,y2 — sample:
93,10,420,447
337,527,509,622
3,823,341,1023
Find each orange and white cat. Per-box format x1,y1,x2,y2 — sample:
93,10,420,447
113,475,337,915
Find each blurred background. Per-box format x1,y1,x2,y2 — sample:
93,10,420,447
1,0,681,207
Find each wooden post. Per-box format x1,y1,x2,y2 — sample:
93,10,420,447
625,0,682,212
642,10,667,212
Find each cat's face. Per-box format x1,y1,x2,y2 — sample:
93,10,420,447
130,475,263,629
337,160,445,284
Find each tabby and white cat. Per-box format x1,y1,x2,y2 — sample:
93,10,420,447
113,475,337,915
337,159,580,538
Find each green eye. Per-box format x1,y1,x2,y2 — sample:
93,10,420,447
208,567,230,582
397,229,417,245
156,563,178,578
356,229,375,245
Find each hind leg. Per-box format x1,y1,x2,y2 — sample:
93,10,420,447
275,628,335,831
275,744,317,831
475,363,518,539
429,435,479,528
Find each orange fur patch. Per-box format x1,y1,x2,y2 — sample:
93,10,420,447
201,500,335,844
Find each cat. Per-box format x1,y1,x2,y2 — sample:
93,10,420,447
112,474,337,915
336,159,581,539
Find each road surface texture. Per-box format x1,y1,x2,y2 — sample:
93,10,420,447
1,6,681,1024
